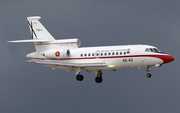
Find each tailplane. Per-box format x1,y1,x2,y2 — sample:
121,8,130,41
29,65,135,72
8,16,80,52
8,16,56,51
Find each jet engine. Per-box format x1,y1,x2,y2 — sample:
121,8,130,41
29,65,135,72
43,49,70,58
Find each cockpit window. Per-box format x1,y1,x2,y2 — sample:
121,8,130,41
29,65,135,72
153,48,159,53
145,48,150,52
150,48,154,52
145,48,162,53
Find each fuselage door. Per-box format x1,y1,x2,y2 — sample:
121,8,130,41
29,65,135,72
95,50,100,59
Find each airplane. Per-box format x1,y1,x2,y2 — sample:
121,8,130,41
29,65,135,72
8,16,175,83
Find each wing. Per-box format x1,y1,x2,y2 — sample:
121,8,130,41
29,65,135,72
36,60,107,67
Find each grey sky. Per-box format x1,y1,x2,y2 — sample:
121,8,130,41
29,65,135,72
0,0,180,113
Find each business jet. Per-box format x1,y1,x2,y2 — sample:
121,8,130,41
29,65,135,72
8,16,174,83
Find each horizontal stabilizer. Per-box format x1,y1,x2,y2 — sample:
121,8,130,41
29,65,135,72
36,61,107,67
7,39,50,43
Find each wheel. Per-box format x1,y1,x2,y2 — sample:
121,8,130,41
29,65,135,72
146,73,152,78
95,77,103,83
76,75,84,81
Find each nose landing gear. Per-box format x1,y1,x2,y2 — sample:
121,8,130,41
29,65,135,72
145,66,152,78
146,73,152,78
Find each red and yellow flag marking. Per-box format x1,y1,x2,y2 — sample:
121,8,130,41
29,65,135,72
55,51,60,57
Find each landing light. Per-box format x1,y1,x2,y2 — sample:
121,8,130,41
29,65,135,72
109,65,115,67
155,64,162,67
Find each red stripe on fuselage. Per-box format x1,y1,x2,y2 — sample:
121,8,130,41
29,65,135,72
26,54,174,64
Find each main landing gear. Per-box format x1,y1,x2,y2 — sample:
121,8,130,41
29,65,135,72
145,66,152,78
95,71,103,83
76,68,84,81
75,69,103,83
76,74,84,81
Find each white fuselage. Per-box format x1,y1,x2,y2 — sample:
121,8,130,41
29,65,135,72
26,44,173,72
8,16,175,82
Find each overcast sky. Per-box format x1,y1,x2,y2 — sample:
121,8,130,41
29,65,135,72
0,0,180,113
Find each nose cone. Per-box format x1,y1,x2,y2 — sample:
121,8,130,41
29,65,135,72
162,55,175,64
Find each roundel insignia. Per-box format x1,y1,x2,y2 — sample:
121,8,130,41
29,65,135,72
55,51,60,57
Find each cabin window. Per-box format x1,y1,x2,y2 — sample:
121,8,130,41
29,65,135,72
96,53,99,56
92,53,94,56
101,53,103,56
88,53,91,56
81,54,83,57
104,53,107,56
112,52,114,55
116,52,118,55
108,52,111,55
84,54,87,57
124,52,126,55
120,52,122,55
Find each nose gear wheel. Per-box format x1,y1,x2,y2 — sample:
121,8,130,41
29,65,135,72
145,66,152,78
146,73,152,78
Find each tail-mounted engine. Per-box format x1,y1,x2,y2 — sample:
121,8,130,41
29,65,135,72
43,49,70,58
55,39,81,49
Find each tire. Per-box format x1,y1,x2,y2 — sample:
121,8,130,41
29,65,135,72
76,75,84,81
95,77,103,83
146,73,152,78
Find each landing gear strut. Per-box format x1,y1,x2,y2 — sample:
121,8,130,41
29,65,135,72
95,71,103,83
145,66,152,78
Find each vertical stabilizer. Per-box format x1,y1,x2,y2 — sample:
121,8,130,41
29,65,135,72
27,16,55,42
27,16,56,52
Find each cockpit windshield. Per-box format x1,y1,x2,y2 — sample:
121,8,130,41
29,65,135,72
145,48,162,53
